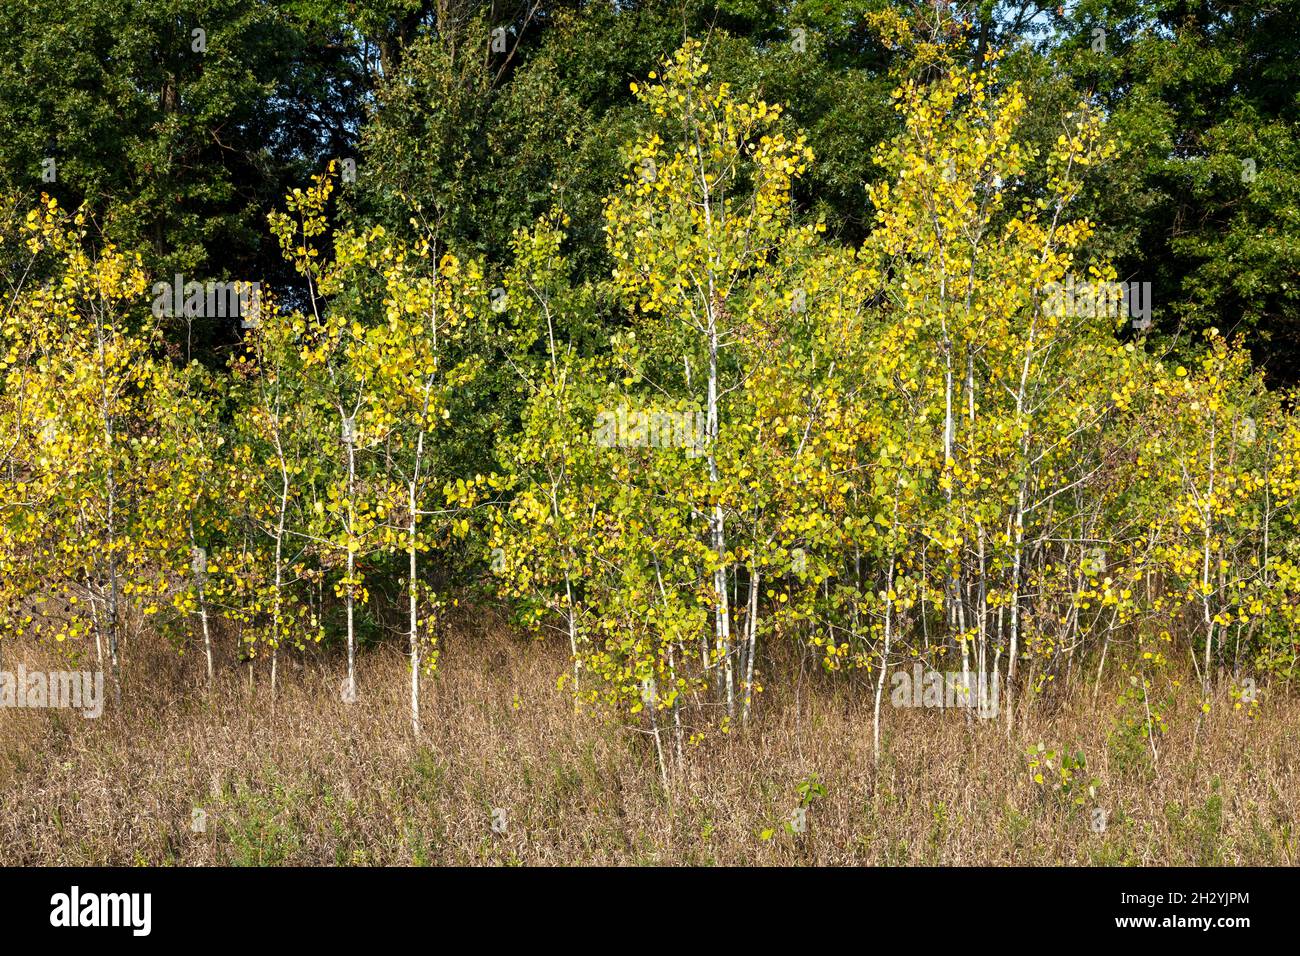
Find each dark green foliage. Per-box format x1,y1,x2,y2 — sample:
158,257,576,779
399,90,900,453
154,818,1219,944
0,1,1295,376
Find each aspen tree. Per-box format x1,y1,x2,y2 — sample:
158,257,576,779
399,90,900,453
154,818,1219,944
270,167,384,703
604,40,815,719
0,198,157,702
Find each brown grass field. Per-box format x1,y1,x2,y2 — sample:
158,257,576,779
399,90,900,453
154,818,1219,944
1,615,1296,866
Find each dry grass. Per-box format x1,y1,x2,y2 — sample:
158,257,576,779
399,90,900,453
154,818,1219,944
1,618,1295,866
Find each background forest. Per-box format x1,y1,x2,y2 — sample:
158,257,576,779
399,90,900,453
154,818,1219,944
0,1,1297,865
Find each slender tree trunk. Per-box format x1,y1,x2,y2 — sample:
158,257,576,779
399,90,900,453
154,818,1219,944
944,332,957,660
1006,490,1025,733
408,478,421,737
345,434,357,703
668,642,684,765
564,568,579,698
89,582,104,672
707,321,733,716
272,467,288,707
873,552,897,765
648,703,670,794
742,567,760,725
1006,311,1039,732
196,569,213,685
96,322,122,707
1201,420,1217,695
189,521,213,686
